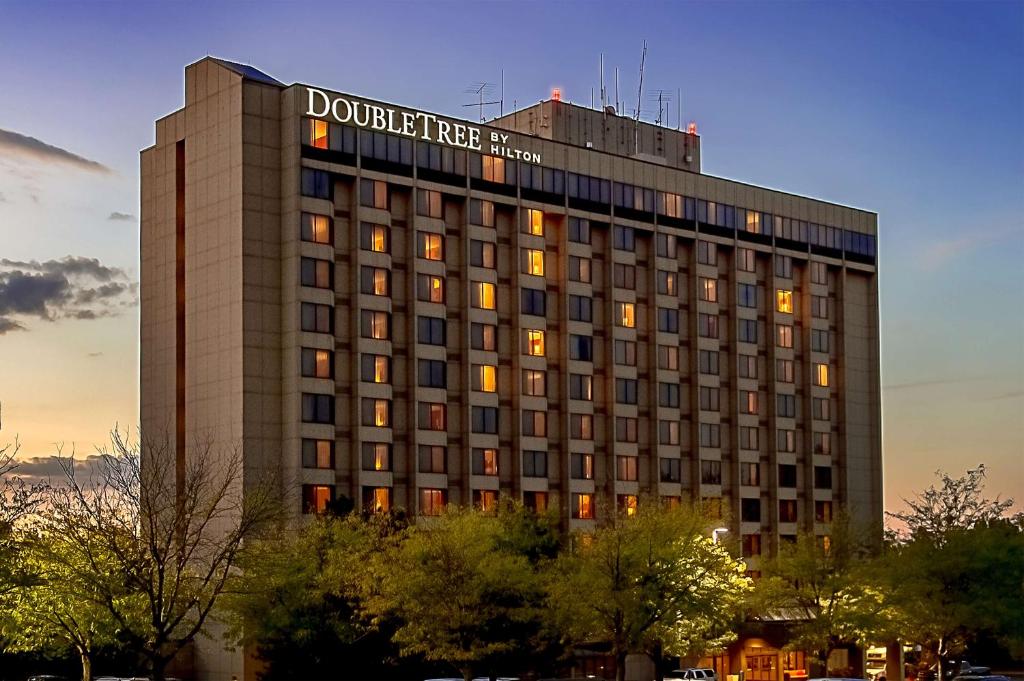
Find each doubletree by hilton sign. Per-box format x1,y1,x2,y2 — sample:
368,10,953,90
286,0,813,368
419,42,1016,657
305,87,542,164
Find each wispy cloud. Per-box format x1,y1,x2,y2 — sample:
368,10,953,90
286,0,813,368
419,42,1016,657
980,390,1024,402
0,128,111,174
883,376,993,392
3,454,111,483
107,211,135,221
0,256,136,334
919,224,1023,271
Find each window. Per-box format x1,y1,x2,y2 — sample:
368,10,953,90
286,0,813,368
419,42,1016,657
472,448,498,476
741,462,760,486
568,217,591,244
416,274,445,303
360,179,387,209
523,450,547,478
659,419,680,445
659,192,683,218
660,382,680,408
568,256,592,283
470,239,496,268
362,398,391,427
572,493,594,520
701,459,722,485
525,329,546,356
418,232,444,261
660,458,681,482
815,500,833,523
614,339,637,366
699,350,720,375
569,295,592,322
810,261,828,285
571,453,594,480
617,456,638,481
740,390,759,415
811,295,829,319
302,484,334,514
360,266,390,296
616,302,636,328
737,247,755,272
814,431,832,455
737,283,757,308
419,488,446,516
659,308,679,333
698,313,719,338
614,225,635,251
657,270,677,296
524,491,548,513
740,426,759,450
779,464,797,488
418,402,447,431
417,189,442,218
697,240,717,265
815,465,833,489
616,378,638,405
742,534,762,557
778,429,796,453
616,417,638,443
471,322,496,351
699,277,718,302
704,497,723,520
418,359,447,389
522,248,545,276
811,329,830,353
360,222,389,253
522,369,545,396
301,393,334,424
417,315,446,345
301,258,333,289
474,364,498,392
738,319,758,344
614,263,636,290
779,500,798,523
657,233,678,258
525,209,544,236
309,119,329,148
301,213,332,244
521,288,546,316
472,282,496,310
700,423,721,448
569,374,592,401
302,439,334,469
418,445,447,473
361,442,391,472
301,348,333,379
813,398,831,421
777,359,794,383
361,310,390,340
776,289,794,314
659,345,679,370
775,255,792,279
482,155,505,183
741,498,761,522
360,354,390,383
522,410,547,437
699,386,720,412
471,199,495,227
738,354,757,379
570,413,594,440
776,324,793,348
473,490,498,513
814,363,830,387
302,169,330,199
777,394,796,418
570,334,593,361
472,406,498,433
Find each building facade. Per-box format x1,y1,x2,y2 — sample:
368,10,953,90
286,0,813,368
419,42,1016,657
141,58,881,680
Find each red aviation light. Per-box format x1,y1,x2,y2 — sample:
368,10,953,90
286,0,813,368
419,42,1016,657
551,88,562,102
687,121,698,135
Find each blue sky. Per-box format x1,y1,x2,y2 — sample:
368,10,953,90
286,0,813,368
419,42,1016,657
0,0,1021,509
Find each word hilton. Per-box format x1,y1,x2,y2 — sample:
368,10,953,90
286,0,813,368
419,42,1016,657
306,87,542,164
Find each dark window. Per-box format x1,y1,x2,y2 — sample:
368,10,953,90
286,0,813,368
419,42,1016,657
571,453,594,479
568,295,592,322
301,393,334,424
660,458,681,482
417,316,446,345
659,382,680,408
521,288,546,316
470,239,496,268
777,394,796,418
418,359,447,388
613,225,635,251
779,499,798,523
616,378,638,405
699,350,720,375
522,450,547,478
568,217,591,244
418,445,447,473
472,406,498,434
569,374,593,401
659,307,679,333
779,464,797,488
522,410,547,437
301,168,330,199
741,498,761,522
701,459,722,485
301,303,333,334
738,319,758,344
814,466,833,489
471,322,496,350
569,334,593,361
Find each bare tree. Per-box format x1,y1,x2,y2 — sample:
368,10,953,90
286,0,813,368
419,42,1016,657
39,430,281,681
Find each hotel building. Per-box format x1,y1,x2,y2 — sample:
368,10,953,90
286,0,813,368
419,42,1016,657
141,58,881,680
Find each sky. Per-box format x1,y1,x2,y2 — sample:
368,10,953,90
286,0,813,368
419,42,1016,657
0,0,1021,512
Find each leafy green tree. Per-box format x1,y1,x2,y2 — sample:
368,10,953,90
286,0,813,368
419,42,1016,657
0,441,44,652
755,515,886,676
547,500,751,681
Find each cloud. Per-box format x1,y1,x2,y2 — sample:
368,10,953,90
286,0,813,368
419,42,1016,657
980,390,1024,402
919,224,1023,271
0,128,111,174
87,351,103,358
0,256,135,333
3,454,112,483
883,376,993,392
107,211,135,221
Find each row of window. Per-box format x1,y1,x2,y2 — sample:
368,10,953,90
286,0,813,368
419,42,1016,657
700,460,833,489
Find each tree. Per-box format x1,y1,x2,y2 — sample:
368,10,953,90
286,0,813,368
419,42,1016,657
38,431,280,681
755,515,886,676
0,440,44,649
365,506,546,681
547,500,751,681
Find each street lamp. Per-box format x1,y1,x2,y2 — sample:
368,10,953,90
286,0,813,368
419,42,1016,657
712,527,729,544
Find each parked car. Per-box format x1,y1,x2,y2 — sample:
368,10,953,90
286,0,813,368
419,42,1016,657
950,663,991,678
665,669,718,681
951,676,1007,681
26,676,70,681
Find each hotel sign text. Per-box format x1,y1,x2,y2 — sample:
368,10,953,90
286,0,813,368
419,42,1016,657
305,88,541,164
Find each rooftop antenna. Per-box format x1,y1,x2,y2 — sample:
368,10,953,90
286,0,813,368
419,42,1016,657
615,67,620,114
462,82,500,122
648,89,672,127
500,70,504,117
634,40,647,154
600,53,606,110
677,87,681,130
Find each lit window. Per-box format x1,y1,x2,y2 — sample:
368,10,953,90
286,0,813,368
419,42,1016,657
419,232,444,261
777,289,793,314
310,119,328,148
619,494,638,516
374,399,389,427
373,269,388,296
302,213,332,244
473,448,499,476
777,324,793,348
419,488,446,516
523,248,545,276
373,356,388,383
361,223,389,253
616,302,636,328
482,155,505,183
526,329,545,356
474,489,499,512
301,348,333,379
523,369,546,396
302,439,334,469
369,487,391,513
361,180,387,210
418,190,442,218
472,282,496,310
815,363,830,387
572,493,594,520
417,274,445,303
302,484,333,514
474,364,497,392
526,209,544,236
699,277,718,302
315,349,331,378
367,311,388,340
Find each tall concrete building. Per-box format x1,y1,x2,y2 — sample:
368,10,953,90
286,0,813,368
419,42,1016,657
141,58,881,680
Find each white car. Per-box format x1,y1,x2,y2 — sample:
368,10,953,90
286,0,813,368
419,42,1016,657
666,669,718,681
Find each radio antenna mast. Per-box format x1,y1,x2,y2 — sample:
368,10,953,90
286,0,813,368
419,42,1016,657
615,67,620,114
600,53,606,110
634,40,647,154
462,82,500,122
